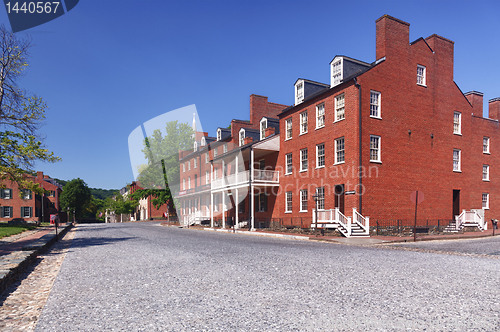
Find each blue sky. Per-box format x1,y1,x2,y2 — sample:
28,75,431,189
1,0,499,189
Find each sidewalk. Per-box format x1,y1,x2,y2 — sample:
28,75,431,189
162,222,500,245
0,224,73,294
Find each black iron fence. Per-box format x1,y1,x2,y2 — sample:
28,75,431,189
371,219,454,236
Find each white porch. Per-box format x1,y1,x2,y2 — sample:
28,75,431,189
312,208,370,237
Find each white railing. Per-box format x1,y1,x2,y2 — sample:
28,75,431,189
312,208,351,237
353,208,370,235
456,210,485,231
211,170,279,190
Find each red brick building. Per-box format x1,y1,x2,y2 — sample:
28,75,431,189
176,15,498,235
0,171,65,223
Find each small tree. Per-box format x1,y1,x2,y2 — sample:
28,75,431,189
60,178,92,219
0,25,60,194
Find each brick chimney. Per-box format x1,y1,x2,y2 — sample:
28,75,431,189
425,34,454,81
264,127,275,138
375,15,410,61
464,91,484,116
488,98,500,121
243,137,253,145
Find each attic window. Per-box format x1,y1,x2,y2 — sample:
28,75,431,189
217,128,222,141
193,141,198,151
239,129,245,146
295,81,304,105
260,118,267,140
331,58,342,87
201,137,206,146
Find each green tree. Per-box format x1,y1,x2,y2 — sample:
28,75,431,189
60,178,92,219
0,25,60,194
134,120,194,209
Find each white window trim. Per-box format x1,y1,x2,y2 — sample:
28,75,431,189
193,141,198,151
188,177,191,190
205,171,210,184
370,91,382,119
295,80,304,105
285,153,293,175
453,149,461,172
483,137,490,154
223,143,228,154
239,128,246,147
483,165,490,181
370,135,382,163
300,148,308,172
334,94,345,122
417,64,426,87
300,111,308,135
260,118,267,140
188,160,191,171
300,189,308,212
194,158,197,169
316,143,325,169
453,111,462,135
315,187,325,211
285,191,293,213
205,152,209,164
285,118,293,140
182,163,185,173
330,57,343,87
201,137,206,146
217,128,222,141
335,137,345,165
316,103,325,129
482,193,490,210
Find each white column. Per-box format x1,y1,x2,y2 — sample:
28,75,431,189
210,192,214,228
235,188,239,229
250,148,255,231
222,191,226,228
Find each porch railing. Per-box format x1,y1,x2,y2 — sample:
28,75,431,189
211,169,279,190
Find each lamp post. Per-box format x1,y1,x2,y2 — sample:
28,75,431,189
312,193,319,237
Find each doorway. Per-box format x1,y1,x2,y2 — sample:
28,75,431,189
453,190,460,220
335,184,345,215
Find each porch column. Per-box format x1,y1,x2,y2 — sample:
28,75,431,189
210,192,214,228
250,148,255,231
222,190,226,228
235,188,239,229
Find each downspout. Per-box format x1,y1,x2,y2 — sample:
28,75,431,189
355,77,362,214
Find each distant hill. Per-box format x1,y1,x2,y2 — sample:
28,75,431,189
54,178,118,200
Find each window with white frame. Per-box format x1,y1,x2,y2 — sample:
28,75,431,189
182,163,185,173
483,165,489,181
213,167,218,179
483,137,490,154
239,129,245,146
300,111,308,134
188,160,191,171
453,112,461,135
201,137,206,146
286,118,292,139
22,189,32,200
300,189,308,212
286,153,293,174
316,103,325,128
258,193,267,212
316,143,325,167
193,141,198,151
260,118,267,140
214,194,219,212
482,193,489,209
335,137,345,164
286,191,292,212
453,149,461,172
300,148,308,171
206,171,210,184
417,65,426,86
1,206,12,218
214,148,218,158
331,59,342,87
295,81,304,104
1,189,12,199
205,152,209,164
316,187,325,210
370,135,381,162
194,158,197,169
188,177,191,189
223,143,228,154
183,178,186,190
217,128,222,141
335,94,345,121
370,91,381,118
21,206,32,218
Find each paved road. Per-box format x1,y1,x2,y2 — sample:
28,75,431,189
35,223,500,331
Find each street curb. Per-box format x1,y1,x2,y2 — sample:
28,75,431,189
0,223,73,295
202,227,311,241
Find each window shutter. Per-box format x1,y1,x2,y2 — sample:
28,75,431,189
9,207,13,218
264,194,268,212
0,190,4,199
21,207,23,217
1,208,3,218
9,189,12,199
29,207,33,217
29,191,32,199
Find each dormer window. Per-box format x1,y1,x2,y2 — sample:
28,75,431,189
217,128,222,141
260,118,267,140
201,137,206,146
330,58,343,87
193,141,198,151
239,128,245,146
295,80,304,105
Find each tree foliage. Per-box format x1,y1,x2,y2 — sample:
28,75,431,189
135,120,194,208
0,25,60,194
60,178,92,218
